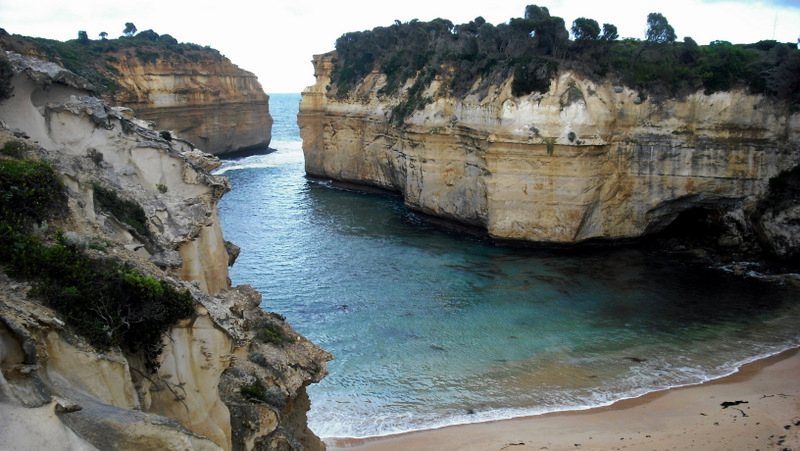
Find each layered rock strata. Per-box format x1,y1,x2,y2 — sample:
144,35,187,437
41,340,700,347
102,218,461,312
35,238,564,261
0,32,273,156
0,52,330,450
299,53,800,250
108,53,274,156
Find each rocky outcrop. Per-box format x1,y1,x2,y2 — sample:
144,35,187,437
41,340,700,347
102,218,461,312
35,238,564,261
0,52,330,449
299,53,800,252
0,32,273,156
106,53,273,156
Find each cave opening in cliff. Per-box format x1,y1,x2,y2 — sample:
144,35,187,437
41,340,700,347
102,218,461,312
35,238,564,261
655,205,740,249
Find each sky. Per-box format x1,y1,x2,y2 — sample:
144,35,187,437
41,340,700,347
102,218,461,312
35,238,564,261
2,0,799,93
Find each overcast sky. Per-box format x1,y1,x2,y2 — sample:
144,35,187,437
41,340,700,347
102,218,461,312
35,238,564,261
2,0,799,93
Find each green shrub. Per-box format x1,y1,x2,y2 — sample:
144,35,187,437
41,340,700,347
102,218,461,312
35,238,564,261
329,9,799,107
1,141,26,158
758,165,800,214
0,159,194,371
87,148,104,164
240,377,285,406
0,159,66,228
255,319,293,345
0,230,195,370
512,57,558,97
92,183,149,237
240,383,267,402
0,53,13,101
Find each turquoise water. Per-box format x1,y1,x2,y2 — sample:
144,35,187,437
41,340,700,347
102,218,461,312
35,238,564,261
216,93,800,439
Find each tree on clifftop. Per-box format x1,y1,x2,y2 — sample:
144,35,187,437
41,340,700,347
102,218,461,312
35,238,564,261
646,13,676,43
123,22,137,37
572,18,600,41
602,23,618,42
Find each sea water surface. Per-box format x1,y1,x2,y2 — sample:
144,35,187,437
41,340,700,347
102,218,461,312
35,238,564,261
216,93,800,440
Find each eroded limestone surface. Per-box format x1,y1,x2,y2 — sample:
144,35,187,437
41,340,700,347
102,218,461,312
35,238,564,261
0,51,330,450
299,53,800,248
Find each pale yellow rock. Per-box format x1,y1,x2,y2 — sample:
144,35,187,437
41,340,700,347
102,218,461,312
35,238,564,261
299,53,800,243
148,312,234,449
43,330,140,409
107,54,273,155
175,211,232,295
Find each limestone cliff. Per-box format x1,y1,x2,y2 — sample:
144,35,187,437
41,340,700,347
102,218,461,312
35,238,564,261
105,53,273,156
299,53,800,255
0,52,330,450
0,30,273,157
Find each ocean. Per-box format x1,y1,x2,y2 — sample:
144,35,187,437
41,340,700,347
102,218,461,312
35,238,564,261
215,92,800,440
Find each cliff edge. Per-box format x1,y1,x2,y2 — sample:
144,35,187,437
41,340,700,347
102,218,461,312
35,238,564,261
0,29,273,157
299,45,800,260
0,51,330,450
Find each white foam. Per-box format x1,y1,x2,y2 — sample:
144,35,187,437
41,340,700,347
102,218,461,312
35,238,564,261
213,141,304,175
311,344,800,440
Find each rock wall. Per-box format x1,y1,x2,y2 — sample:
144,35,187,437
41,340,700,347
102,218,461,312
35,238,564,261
299,53,800,247
107,53,273,156
0,52,330,450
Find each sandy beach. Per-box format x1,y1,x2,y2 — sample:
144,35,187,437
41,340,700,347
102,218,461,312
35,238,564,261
328,348,800,450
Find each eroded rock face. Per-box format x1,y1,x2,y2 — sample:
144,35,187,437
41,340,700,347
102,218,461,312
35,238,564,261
0,39,272,156
0,52,330,450
106,53,273,156
299,53,800,246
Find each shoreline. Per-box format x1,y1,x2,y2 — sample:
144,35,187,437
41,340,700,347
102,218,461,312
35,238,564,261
327,347,800,450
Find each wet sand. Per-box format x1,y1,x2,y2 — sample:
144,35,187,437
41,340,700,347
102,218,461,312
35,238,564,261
327,348,800,450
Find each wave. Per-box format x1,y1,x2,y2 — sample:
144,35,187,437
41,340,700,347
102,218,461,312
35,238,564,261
213,140,304,175
310,342,800,440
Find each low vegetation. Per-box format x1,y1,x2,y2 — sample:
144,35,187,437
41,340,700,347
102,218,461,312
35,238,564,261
0,52,13,101
0,25,224,96
240,377,285,406
255,317,294,345
0,152,194,371
329,5,800,123
92,183,150,237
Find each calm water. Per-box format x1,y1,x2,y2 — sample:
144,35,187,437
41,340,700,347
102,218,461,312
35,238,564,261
216,93,800,439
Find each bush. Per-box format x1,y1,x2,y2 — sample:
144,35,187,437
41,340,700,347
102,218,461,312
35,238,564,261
328,8,799,106
241,382,268,402
255,318,293,345
0,160,194,371
1,141,26,158
240,377,286,406
512,57,558,97
0,158,66,228
92,183,149,237
0,229,195,370
0,53,13,101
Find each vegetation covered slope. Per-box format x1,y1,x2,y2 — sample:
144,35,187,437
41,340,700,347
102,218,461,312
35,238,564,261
0,26,226,98
329,4,800,122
